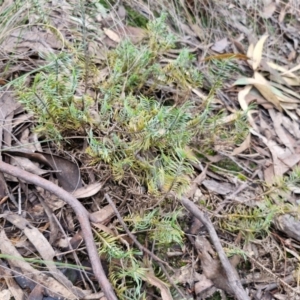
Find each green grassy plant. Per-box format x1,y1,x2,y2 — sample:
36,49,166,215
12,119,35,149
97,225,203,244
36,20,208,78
14,14,207,196
126,208,184,246
9,7,256,297
94,208,183,299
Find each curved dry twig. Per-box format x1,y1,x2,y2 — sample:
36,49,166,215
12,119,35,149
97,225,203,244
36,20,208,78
0,160,118,300
179,195,250,300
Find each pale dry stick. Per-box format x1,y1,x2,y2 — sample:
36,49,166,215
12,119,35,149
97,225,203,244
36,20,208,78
0,160,118,300
51,213,96,292
179,195,250,300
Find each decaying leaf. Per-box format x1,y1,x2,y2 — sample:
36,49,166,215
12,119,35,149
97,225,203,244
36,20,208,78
0,261,24,300
3,213,87,298
261,2,276,19
0,230,84,300
72,182,103,199
251,35,268,70
211,38,229,53
250,129,300,181
195,236,240,295
143,271,173,300
232,134,251,155
202,179,235,195
234,76,282,111
274,214,300,242
103,28,121,43
0,290,12,300
194,274,214,295
90,204,115,223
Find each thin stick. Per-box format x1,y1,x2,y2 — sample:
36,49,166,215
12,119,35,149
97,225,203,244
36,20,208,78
157,261,187,299
0,160,117,300
179,195,250,300
104,193,169,267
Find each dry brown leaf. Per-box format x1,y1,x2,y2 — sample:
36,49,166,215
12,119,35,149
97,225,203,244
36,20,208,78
143,272,173,300
250,129,298,179
282,116,300,139
122,26,146,44
88,41,106,62
270,83,300,103
260,60,289,86
185,166,207,198
264,165,275,185
214,113,238,125
211,38,229,53
3,213,87,298
274,214,300,242
202,180,234,195
72,182,103,199
288,49,297,61
269,109,294,153
232,134,251,155
261,2,276,18
278,5,287,22
232,37,246,54
191,88,206,100
39,188,66,211
246,43,254,61
281,76,300,86
0,263,24,300
238,85,251,111
253,73,282,111
171,264,195,285
10,156,48,176
90,204,115,223
2,29,63,54
246,88,270,108
5,150,82,192
282,63,300,76
235,75,284,111
0,230,80,300
117,5,127,19
0,290,12,300
0,90,21,153
268,62,292,74
267,62,300,86
252,35,268,70
103,28,121,43
195,236,239,295
194,275,214,295
270,74,300,86
238,86,259,130
36,151,82,192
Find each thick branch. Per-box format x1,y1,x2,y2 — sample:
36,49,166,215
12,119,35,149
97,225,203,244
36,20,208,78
0,160,117,300
179,196,250,300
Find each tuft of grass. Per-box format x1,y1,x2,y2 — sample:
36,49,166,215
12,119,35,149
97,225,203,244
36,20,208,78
94,208,183,300
126,208,184,246
14,14,207,196
219,198,286,242
9,6,254,297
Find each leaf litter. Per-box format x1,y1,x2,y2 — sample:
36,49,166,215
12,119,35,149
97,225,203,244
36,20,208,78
0,0,300,299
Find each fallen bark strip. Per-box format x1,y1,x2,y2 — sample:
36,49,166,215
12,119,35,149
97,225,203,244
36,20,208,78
0,160,118,300
179,195,250,300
